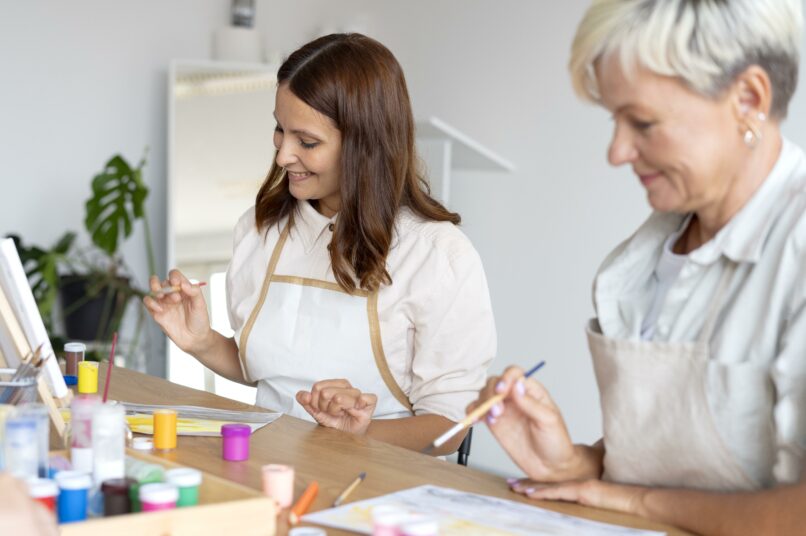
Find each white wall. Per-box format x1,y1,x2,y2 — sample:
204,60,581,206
0,0,229,376
3,0,806,477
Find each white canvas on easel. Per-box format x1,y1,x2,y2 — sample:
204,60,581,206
0,238,70,436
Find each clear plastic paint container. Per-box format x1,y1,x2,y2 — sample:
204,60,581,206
4,416,38,479
261,464,294,508
221,423,251,461
101,477,136,516
399,517,439,536
92,403,126,485
64,342,86,378
77,361,99,394
17,403,50,478
139,482,179,512
165,467,202,507
26,477,59,513
55,470,92,523
125,456,165,512
69,394,101,474
0,404,17,471
153,409,177,450
131,437,153,450
371,505,412,536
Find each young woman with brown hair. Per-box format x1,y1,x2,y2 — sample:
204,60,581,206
144,33,496,454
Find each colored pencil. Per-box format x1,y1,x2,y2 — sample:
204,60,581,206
332,472,366,507
289,481,319,525
150,281,207,297
426,361,546,452
102,332,117,403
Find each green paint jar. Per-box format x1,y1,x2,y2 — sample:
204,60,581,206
165,468,202,507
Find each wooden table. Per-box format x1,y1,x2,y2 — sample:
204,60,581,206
104,364,689,535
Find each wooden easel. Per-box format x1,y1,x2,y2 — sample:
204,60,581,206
0,281,69,437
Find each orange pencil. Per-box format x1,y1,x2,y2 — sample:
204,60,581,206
289,481,319,525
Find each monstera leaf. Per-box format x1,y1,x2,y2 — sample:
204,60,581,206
85,154,148,257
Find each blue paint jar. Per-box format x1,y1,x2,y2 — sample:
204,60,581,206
55,471,92,523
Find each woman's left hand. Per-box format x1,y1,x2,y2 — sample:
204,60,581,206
296,379,377,435
509,477,650,518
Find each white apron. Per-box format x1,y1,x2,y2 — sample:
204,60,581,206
238,225,413,421
587,262,759,491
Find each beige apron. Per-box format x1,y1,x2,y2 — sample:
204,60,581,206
587,262,758,491
238,225,413,421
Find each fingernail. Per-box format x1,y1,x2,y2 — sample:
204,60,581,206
525,487,535,494
486,414,496,426
515,380,526,397
495,381,506,393
506,477,518,485
490,402,504,418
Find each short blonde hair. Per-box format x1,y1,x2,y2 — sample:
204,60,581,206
569,0,803,118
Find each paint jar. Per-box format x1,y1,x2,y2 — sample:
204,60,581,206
0,404,17,471
64,342,85,379
131,437,153,451
77,361,99,394
17,403,50,478
261,464,294,508
153,409,177,450
26,477,59,513
399,517,439,536
221,423,251,461
139,482,179,512
69,394,101,474
126,456,165,513
92,403,126,484
165,468,202,507
289,528,327,536
4,416,38,479
371,505,411,536
101,477,136,516
55,471,92,523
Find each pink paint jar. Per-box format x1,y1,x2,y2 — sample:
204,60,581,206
139,483,178,512
221,424,251,461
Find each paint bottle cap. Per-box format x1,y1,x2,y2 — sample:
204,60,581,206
63,375,78,385
131,437,154,450
26,478,58,498
54,471,92,490
64,342,87,352
221,423,251,437
139,483,179,503
101,477,136,495
165,468,202,488
289,528,327,536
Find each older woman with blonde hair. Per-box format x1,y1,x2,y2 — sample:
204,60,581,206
470,0,806,533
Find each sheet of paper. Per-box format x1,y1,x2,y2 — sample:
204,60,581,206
303,485,666,536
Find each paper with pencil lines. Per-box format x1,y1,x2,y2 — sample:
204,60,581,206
303,485,665,536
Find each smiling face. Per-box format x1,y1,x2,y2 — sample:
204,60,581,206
273,83,343,217
596,54,746,214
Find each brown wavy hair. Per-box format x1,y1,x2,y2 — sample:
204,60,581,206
255,33,460,293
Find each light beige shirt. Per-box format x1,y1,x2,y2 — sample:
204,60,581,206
593,138,806,486
226,200,496,423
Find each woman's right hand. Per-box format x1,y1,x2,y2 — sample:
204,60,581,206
467,366,600,482
142,269,212,355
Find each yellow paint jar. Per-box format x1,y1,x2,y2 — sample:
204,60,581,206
77,362,99,394
153,409,177,450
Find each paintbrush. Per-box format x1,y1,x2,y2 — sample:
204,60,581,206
422,361,546,454
150,281,207,297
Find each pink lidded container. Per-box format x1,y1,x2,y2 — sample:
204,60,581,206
221,424,251,461
139,483,179,512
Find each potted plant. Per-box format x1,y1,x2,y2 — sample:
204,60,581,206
9,151,155,361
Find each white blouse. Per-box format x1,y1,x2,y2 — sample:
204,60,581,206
593,138,806,485
226,200,497,423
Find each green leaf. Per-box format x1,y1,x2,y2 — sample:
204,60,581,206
84,154,149,256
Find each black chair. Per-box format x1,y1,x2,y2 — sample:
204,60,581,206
457,427,473,466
